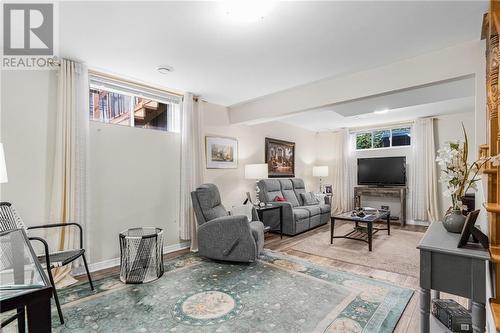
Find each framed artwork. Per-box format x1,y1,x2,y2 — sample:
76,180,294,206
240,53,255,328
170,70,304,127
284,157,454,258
205,136,238,169
457,210,488,249
325,185,333,194
265,137,295,178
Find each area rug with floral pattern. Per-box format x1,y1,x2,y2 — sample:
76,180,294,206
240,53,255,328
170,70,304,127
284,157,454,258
50,250,413,333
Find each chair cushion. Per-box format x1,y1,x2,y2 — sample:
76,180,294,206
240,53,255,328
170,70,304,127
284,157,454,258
261,179,282,192
195,184,228,221
291,178,307,206
319,204,331,214
293,208,310,220
279,179,300,207
257,179,283,203
300,192,319,206
296,205,321,216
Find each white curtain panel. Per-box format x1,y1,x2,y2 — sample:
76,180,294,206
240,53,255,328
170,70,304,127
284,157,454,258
331,129,355,214
50,59,89,281
411,118,439,223
179,93,203,251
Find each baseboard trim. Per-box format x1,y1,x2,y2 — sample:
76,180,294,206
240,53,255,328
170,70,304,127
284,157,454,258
73,241,191,276
406,219,430,226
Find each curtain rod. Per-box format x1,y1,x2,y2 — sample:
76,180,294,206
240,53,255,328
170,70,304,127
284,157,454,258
348,120,415,133
88,69,184,98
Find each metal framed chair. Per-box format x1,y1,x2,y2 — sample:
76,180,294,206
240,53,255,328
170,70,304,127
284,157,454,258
0,202,94,324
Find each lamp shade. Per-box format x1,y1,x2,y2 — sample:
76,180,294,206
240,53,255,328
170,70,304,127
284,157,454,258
312,166,328,177
245,164,268,179
0,144,7,183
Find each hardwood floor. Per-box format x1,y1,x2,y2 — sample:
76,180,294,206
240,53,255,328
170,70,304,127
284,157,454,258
74,222,460,332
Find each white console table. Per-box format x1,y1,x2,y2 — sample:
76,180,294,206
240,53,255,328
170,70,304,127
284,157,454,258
354,186,407,226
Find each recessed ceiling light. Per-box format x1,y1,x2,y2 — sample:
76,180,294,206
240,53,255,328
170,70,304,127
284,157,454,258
373,109,389,115
157,65,174,74
219,1,275,23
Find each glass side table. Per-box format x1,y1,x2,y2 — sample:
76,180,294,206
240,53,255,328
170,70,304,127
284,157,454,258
0,228,52,333
119,227,164,284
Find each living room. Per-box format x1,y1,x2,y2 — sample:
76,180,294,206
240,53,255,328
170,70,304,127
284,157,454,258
1,1,498,333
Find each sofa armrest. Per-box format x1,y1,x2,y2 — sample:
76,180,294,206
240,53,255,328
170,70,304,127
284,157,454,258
268,202,293,219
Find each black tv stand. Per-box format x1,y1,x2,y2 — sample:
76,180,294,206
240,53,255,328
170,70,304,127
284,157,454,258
354,186,407,226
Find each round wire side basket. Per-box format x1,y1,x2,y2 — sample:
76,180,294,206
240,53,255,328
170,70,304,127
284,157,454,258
119,227,164,284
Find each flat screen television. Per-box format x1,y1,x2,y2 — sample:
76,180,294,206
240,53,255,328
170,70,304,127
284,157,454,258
357,157,406,186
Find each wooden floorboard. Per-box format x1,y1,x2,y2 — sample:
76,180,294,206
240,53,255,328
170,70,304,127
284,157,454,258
73,223,460,332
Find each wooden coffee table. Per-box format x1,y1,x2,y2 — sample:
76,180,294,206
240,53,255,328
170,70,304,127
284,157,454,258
330,209,390,251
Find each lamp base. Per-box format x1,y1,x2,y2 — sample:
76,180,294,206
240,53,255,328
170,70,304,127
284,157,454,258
255,181,261,205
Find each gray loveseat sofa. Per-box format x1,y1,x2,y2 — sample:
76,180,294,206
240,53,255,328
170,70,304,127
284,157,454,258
257,178,330,236
191,184,265,262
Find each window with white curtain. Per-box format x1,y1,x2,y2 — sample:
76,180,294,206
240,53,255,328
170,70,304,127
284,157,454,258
88,74,181,133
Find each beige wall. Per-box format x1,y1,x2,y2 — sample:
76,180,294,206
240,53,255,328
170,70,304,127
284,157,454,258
201,102,319,209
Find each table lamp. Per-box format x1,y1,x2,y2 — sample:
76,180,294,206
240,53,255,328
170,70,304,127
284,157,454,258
0,143,8,184
313,166,328,193
245,164,268,205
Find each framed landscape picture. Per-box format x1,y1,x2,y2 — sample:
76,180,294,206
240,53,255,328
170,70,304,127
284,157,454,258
265,138,295,178
205,136,238,169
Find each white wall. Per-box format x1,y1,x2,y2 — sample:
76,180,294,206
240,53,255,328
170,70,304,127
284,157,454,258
88,122,181,263
201,102,319,209
1,70,184,266
434,111,475,218
1,70,57,226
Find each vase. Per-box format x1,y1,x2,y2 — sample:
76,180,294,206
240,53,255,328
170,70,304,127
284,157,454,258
443,209,466,233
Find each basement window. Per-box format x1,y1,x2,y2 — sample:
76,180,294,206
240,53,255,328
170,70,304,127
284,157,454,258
355,126,411,150
89,74,181,132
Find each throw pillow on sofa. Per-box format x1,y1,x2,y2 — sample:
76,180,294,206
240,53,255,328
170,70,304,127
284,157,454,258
300,192,319,206
274,195,286,202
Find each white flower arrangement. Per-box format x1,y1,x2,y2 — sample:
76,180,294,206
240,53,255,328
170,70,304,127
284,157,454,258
436,125,500,211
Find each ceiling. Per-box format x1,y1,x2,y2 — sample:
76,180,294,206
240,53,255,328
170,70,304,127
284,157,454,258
278,75,476,131
279,96,475,132
59,1,487,106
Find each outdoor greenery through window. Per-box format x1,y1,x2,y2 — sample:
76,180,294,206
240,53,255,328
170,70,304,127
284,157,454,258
89,75,181,132
356,127,411,150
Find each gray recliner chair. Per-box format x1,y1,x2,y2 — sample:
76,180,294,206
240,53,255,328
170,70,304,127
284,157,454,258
191,184,265,262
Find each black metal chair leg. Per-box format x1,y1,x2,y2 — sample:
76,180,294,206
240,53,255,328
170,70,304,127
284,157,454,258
46,267,64,324
82,253,94,291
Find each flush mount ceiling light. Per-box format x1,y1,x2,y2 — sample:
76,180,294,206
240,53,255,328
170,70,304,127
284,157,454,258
373,109,389,115
219,1,275,23
157,65,174,74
